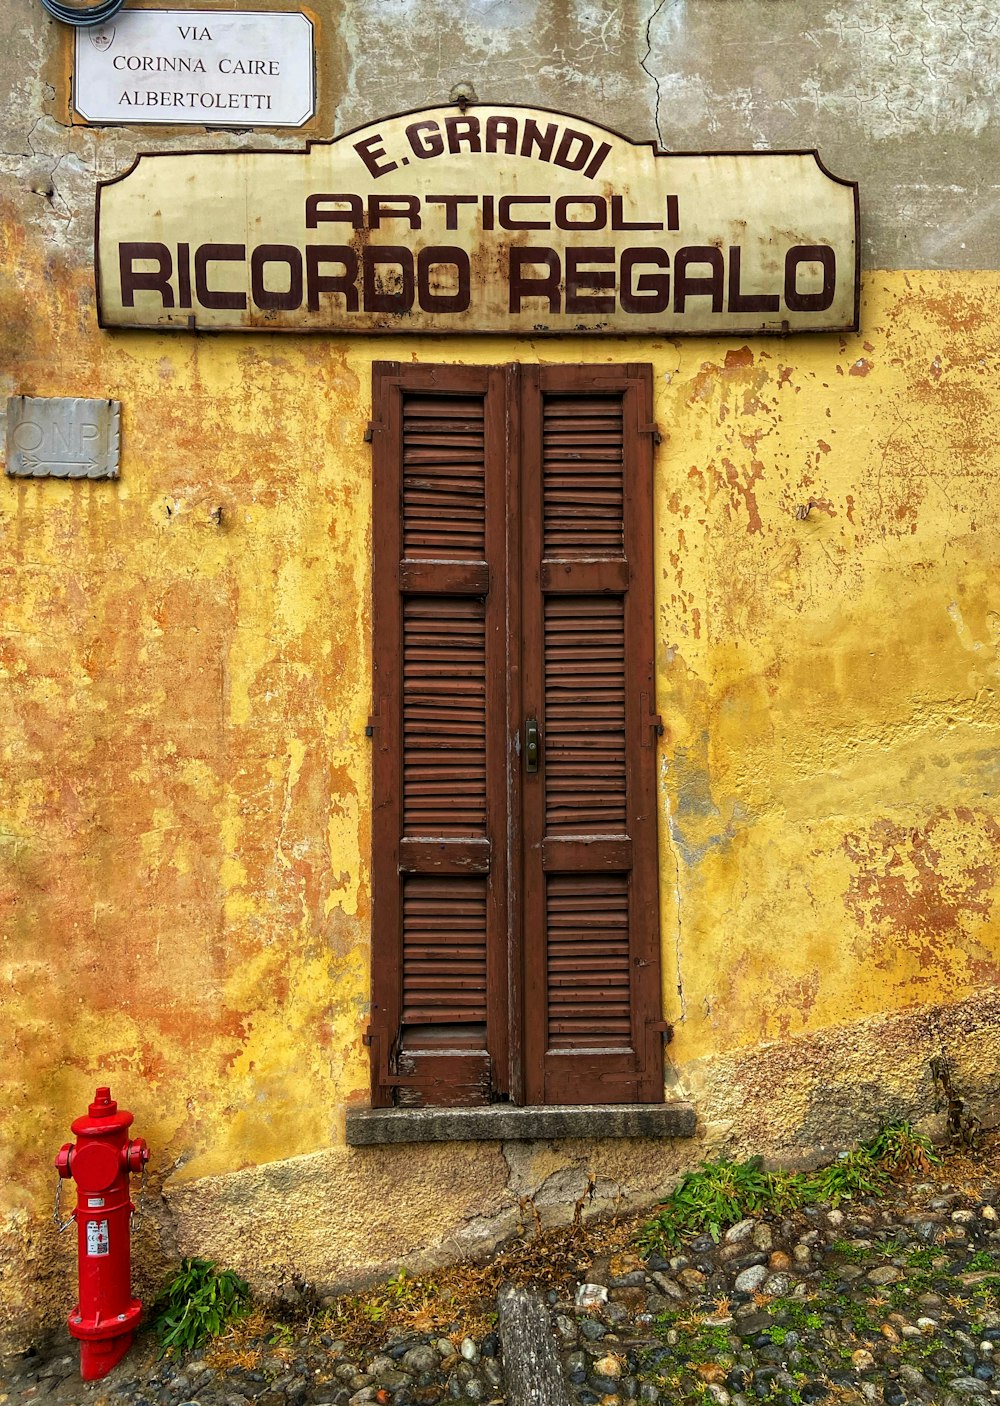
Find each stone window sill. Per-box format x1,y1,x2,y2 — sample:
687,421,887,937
344,1102,696,1146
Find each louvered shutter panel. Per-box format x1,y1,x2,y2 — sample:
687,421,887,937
370,363,509,1107
520,364,663,1105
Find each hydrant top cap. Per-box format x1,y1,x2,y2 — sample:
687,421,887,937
71,1086,134,1136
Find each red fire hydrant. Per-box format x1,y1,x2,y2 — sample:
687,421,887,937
54,1086,150,1381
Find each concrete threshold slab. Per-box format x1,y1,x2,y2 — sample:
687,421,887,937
344,1101,697,1146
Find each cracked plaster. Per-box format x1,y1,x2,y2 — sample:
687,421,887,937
642,0,1000,267
3,0,997,267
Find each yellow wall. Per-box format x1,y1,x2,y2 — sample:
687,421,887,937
654,276,1000,1055
2,231,999,1335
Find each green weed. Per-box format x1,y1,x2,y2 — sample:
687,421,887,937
968,1251,1000,1272
846,1302,877,1334
830,1239,868,1263
638,1123,938,1256
771,1297,823,1331
905,1247,939,1270
636,1156,808,1249
692,1324,733,1355
152,1257,251,1356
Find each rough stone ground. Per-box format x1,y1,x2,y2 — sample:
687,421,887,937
6,1133,1000,1406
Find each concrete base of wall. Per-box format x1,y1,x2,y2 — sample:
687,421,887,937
155,992,1000,1305
4,991,998,1352
161,1131,696,1304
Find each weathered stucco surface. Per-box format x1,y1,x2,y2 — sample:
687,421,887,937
653,275,1000,1056
2,0,997,272
161,1135,703,1302
643,0,1000,269
1,0,999,1350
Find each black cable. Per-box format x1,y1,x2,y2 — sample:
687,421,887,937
38,0,126,25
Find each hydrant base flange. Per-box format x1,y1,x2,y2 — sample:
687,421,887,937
69,1297,142,1381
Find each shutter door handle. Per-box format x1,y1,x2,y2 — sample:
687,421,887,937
524,717,540,774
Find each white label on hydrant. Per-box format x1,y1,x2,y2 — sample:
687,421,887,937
86,1219,110,1256
87,1197,105,1208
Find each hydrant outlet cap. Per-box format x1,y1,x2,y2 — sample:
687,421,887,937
71,1139,120,1192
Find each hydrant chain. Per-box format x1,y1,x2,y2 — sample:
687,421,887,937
52,1173,75,1233
130,1156,148,1230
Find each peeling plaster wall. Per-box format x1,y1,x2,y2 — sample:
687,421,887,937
652,277,1000,1055
2,0,1000,1348
642,0,1000,269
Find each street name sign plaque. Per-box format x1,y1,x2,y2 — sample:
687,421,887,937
75,10,315,128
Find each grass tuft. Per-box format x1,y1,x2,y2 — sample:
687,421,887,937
638,1122,938,1255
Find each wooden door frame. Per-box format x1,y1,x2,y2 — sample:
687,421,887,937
503,363,526,1106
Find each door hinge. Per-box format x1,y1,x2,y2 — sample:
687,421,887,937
640,691,664,747
366,696,388,748
366,1025,441,1090
640,422,662,445
364,421,376,442
648,1019,673,1042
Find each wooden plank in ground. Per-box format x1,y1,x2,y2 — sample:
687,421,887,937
497,1284,574,1406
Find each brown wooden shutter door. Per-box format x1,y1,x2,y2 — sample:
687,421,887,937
519,364,663,1105
370,362,662,1108
369,363,510,1107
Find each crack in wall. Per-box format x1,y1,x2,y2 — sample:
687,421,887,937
640,0,678,149
456,1144,642,1249
660,749,687,1022
668,808,687,1023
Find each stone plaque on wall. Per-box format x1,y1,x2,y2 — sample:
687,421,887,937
5,397,121,479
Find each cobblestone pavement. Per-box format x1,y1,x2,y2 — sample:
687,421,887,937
5,1141,1000,1406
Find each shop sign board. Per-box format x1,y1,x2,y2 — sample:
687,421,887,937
75,10,315,127
95,106,860,336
